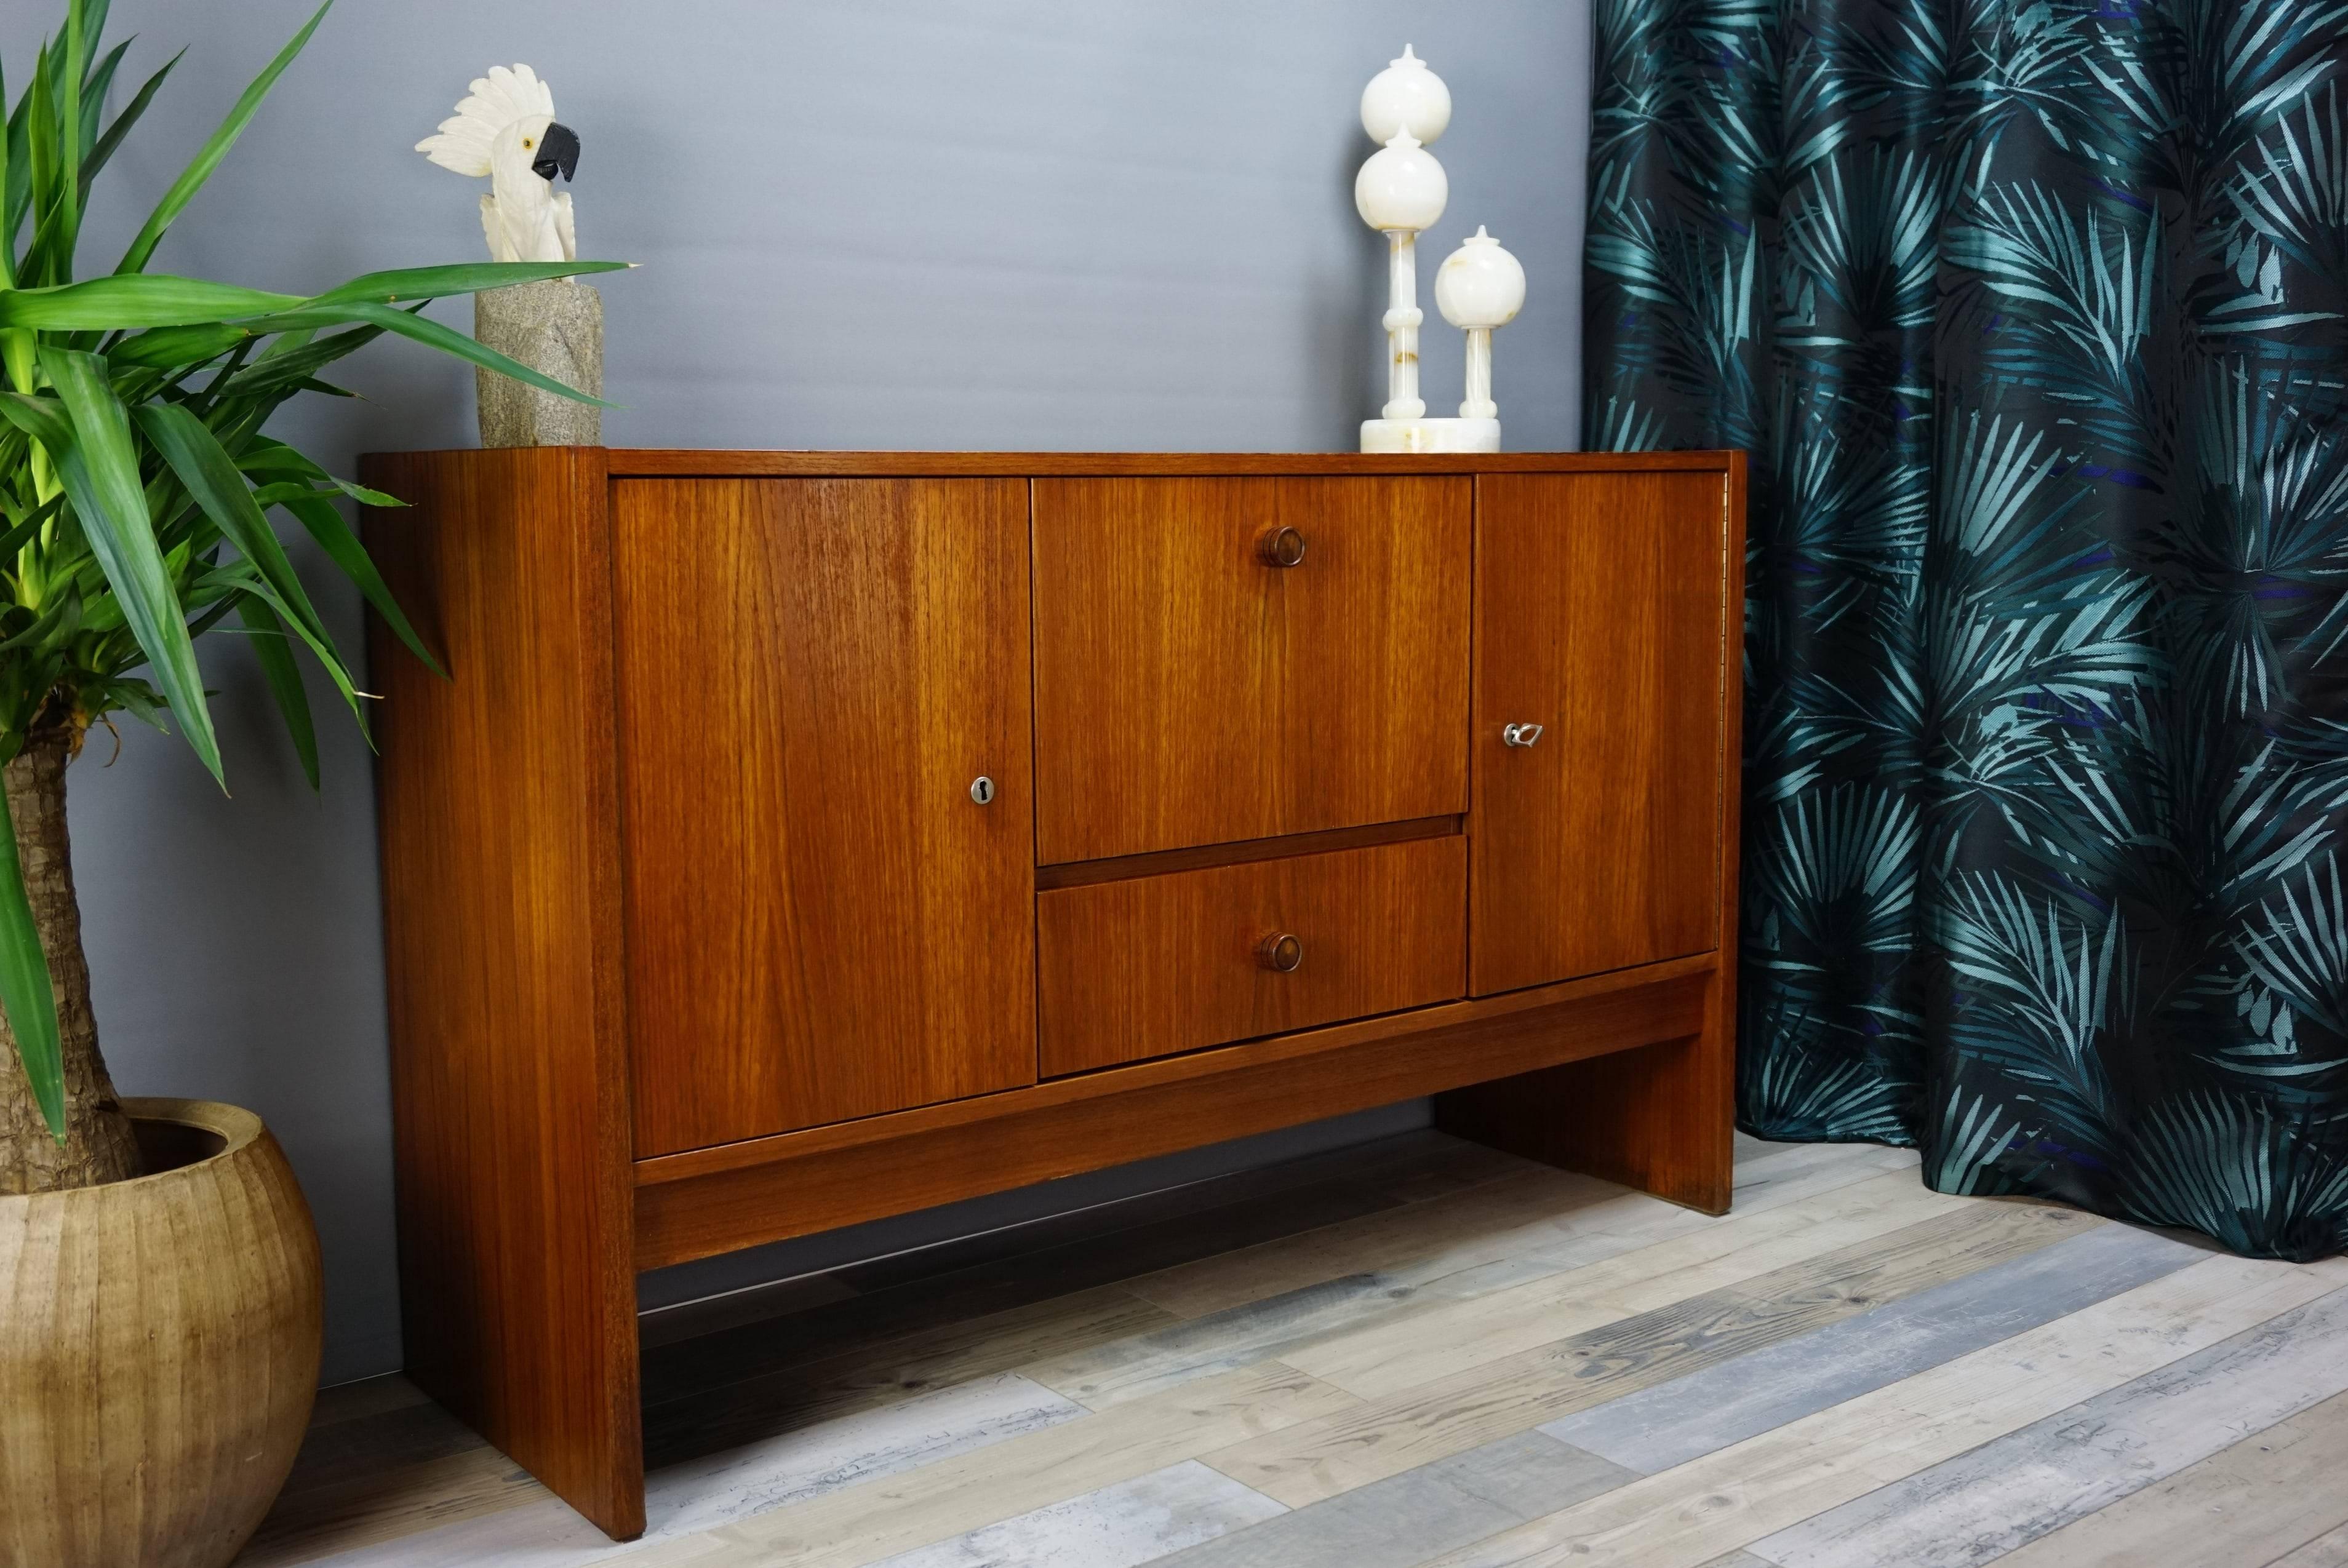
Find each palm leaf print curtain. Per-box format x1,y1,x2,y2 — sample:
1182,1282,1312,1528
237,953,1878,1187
1584,0,2348,1257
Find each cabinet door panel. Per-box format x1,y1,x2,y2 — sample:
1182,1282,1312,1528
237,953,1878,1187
1033,477,1470,864
615,479,1036,1155
1471,472,1727,995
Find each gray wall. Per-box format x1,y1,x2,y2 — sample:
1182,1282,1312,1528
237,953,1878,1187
14,0,1590,1382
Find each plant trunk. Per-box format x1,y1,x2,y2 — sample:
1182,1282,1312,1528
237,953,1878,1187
0,732,138,1192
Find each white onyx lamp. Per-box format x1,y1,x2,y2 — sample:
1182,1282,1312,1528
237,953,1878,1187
1435,226,1527,425
1360,44,1452,145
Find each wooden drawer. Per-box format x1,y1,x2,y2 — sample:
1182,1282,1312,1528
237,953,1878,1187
1036,834,1468,1076
1032,476,1471,863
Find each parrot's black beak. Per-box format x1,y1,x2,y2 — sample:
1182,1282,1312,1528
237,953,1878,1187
532,122,580,182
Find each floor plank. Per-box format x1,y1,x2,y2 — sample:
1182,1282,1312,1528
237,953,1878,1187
1020,1164,1949,1414
717,1363,1353,1568
1124,1144,1912,1321
1200,1200,2097,1506
645,1284,1175,1461
1541,1221,2206,1473
2275,1522,2348,1567
1279,1169,1963,1399
1987,1387,2348,1568
1747,1284,2348,1568
1405,1253,2348,1568
863,1460,1285,1567
1120,1167,1627,1321
1149,1433,1630,1568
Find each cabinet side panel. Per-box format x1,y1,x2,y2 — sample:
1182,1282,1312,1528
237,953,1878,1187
613,479,1037,1153
362,448,643,1539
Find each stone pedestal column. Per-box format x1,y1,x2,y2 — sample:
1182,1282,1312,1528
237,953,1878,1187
473,279,602,447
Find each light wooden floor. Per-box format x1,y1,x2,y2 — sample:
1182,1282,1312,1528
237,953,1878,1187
239,1129,2348,1568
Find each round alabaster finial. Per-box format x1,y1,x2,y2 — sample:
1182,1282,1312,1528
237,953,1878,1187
1354,129,1448,234
1436,226,1527,328
1360,44,1452,146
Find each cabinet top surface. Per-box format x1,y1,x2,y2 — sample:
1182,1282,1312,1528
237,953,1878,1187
363,448,1741,480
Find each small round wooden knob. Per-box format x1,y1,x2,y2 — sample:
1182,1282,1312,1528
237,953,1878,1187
1259,527,1308,568
1258,933,1304,973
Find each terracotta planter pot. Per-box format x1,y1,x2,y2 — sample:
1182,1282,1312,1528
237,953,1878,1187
1,1097,322,1568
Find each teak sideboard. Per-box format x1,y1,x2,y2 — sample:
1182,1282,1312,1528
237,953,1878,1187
358,447,1746,1540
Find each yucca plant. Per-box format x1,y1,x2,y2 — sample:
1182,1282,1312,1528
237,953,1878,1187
0,0,621,1192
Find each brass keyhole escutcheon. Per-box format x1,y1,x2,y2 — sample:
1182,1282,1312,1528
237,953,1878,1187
970,776,996,805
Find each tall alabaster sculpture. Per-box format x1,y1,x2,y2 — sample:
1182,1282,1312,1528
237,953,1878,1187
1354,48,1525,453
419,65,602,447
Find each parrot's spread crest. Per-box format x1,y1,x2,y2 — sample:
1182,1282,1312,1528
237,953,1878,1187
417,65,554,178
417,64,580,264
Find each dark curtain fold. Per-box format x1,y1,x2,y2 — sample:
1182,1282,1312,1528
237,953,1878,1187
1584,0,2348,1257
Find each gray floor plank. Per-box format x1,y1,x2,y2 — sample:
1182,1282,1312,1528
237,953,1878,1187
2275,1522,2348,1567
1749,1283,2348,1568
1155,1432,1631,1568
1989,1387,2348,1568
1541,1221,2205,1473
863,1460,1285,1568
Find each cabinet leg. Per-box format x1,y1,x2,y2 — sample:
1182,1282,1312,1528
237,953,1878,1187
1435,973,1732,1213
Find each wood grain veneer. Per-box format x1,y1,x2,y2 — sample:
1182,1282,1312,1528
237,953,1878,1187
612,479,1037,1154
633,959,1712,1270
1031,476,1470,862
1036,835,1467,1075
1467,469,1728,993
361,447,644,1540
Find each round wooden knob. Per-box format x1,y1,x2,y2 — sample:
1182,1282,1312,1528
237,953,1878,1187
1258,933,1304,973
1259,527,1308,568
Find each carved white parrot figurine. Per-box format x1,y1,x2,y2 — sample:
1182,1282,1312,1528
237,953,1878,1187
415,64,579,263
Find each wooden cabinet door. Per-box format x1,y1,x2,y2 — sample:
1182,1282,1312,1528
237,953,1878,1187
1471,471,1729,995
613,479,1036,1155
1032,477,1470,863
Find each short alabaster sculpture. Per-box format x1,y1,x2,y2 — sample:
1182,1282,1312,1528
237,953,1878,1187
1354,47,1527,453
418,64,602,447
